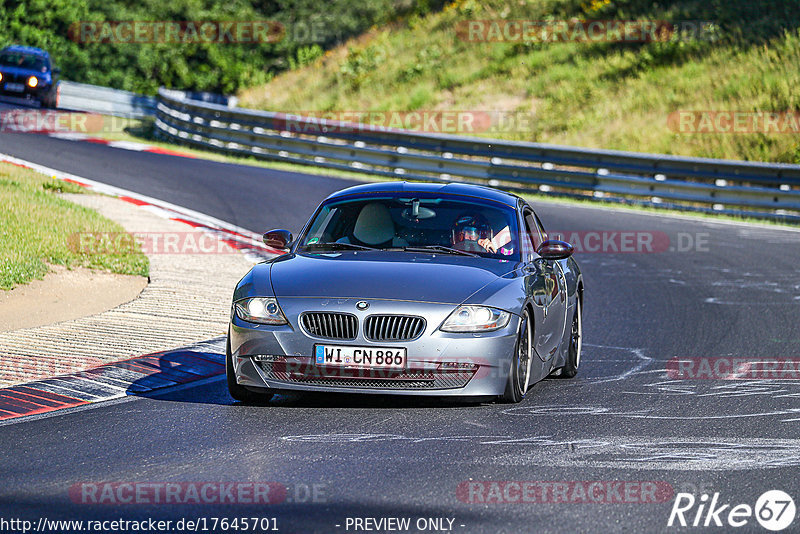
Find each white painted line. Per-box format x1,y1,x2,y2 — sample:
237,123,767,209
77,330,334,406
107,140,154,151
140,204,178,219
47,132,91,141
0,374,226,427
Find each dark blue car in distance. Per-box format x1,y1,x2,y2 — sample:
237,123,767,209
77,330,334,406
0,45,59,108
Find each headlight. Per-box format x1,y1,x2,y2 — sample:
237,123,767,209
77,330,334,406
440,305,511,333
0,73,3,83
234,297,287,325
27,76,38,88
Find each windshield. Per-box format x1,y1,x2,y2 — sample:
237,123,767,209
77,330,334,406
298,193,519,260
0,52,48,72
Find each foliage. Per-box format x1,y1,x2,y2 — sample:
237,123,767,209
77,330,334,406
239,0,800,162
0,0,447,94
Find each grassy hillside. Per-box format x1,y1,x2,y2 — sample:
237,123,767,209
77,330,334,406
0,0,444,94
239,0,800,163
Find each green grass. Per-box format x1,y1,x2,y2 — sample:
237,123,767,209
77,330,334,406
238,0,800,163
0,163,149,290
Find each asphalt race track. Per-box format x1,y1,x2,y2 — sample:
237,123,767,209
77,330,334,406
1,125,800,533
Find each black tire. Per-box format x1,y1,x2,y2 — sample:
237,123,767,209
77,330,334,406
501,309,532,403
559,299,582,379
226,334,274,403
40,88,57,109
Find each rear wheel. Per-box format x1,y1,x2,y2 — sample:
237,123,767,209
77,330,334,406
226,333,274,403
559,299,582,379
501,309,532,403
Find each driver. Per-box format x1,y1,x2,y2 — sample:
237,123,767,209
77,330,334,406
451,213,512,254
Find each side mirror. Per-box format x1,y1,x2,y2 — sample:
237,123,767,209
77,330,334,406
263,229,293,250
537,239,573,260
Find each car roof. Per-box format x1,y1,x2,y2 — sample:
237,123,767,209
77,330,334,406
1,45,49,58
326,181,522,208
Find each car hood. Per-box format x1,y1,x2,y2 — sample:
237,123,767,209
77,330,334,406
268,251,518,304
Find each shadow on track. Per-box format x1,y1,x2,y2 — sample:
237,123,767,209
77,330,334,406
126,351,494,409
141,378,494,409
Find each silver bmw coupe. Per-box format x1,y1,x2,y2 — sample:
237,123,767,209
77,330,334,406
227,181,583,403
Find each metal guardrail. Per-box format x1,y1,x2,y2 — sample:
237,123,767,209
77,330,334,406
154,88,800,222
56,83,237,119
58,81,156,118
159,88,237,108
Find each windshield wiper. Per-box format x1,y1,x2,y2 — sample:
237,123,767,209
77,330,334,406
304,242,379,251
403,245,479,257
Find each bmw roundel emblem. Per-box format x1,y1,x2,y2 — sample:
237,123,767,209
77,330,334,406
356,301,370,311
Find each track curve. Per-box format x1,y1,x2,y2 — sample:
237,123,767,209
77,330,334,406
1,124,799,533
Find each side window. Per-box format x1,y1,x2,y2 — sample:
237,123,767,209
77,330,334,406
304,206,335,244
533,211,547,242
524,211,544,250
519,211,535,259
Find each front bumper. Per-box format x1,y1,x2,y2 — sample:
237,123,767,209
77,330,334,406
229,297,519,397
0,83,53,102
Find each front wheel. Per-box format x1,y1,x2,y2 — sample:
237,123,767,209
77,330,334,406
559,299,582,379
501,309,532,403
40,88,57,109
226,334,274,403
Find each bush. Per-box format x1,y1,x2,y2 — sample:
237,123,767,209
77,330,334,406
0,0,448,94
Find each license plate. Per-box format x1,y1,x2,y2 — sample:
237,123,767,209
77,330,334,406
4,83,24,93
314,344,406,370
